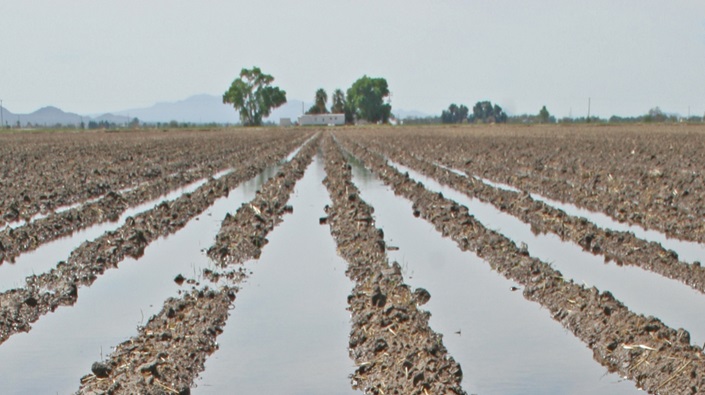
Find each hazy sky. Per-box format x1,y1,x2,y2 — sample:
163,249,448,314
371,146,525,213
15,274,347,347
2,1,704,118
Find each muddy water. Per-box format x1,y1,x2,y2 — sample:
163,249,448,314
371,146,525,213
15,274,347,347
193,155,357,395
529,191,705,264
0,169,234,233
466,170,705,264
0,166,280,395
0,173,230,292
389,161,705,347
350,161,640,395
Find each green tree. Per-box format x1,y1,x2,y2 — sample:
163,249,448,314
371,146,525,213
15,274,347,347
470,100,507,123
441,103,469,124
346,75,392,123
307,88,329,114
538,105,550,123
331,89,346,113
223,66,287,126
644,106,666,123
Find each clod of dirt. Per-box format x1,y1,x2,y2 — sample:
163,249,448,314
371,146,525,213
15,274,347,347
90,361,112,378
413,288,431,305
174,274,185,285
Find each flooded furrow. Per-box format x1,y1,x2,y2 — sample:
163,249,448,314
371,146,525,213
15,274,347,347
0,144,299,345
320,134,465,394
337,137,705,394
0,175,216,292
351,139,705,304
0,136,312,281
194,154,357,394
76,136,319,394
350,159,639,394
0,165,280,395
0,134,314,266
463,169,705,265
386,158,705,347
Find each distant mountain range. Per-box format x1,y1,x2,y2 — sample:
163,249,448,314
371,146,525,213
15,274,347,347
111,94,313,124
0,106,131,128
0,94,430,127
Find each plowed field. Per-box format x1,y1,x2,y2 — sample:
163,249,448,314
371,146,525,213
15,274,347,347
1,125,704,394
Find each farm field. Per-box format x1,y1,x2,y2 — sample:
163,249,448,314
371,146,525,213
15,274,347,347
1,125,704,394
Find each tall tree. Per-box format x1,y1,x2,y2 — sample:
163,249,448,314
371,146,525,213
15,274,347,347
470,100,507,123
346,76,392,123
645,107,666,122
307,88,329,114
331,89,346,114
223,66,287,126
441,103,469,124
538,105,550,123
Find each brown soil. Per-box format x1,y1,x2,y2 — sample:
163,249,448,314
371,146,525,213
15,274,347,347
339,129,705,297
0,132,308,345
0,129,274,225
321,134,465,395
335,131,705,394
3,126,704,394
0,132,303,264
352,124,705,244
76,132,319,394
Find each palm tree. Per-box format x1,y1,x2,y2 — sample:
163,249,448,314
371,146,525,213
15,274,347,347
306,88,329,114
331,89,346,114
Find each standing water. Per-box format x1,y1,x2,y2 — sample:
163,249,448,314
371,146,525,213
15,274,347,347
0,168,250,292
389,160,705,348
0,165,280,394
194,154,358,394
464,167,705,264
350,160,641,395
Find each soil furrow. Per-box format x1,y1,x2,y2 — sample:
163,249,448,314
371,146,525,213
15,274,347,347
75,133,319,394
0,138,300,264
0,129,311,226
321,133,465,395
0,140,300,345
346,134,705,297
337,135,705,395
363,126,705,245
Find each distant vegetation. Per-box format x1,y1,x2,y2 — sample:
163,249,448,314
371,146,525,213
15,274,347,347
439,101,507,124
306,89,329,115
402,102,703,126
305,76,392,125
223,67,287,127
346,76,392,124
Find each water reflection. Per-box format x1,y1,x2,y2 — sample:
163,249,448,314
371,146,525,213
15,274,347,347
350,159,640,395
458,165,705,264
0,165,280,395
0,170,260,292
194,155,357,394
388,160,705,348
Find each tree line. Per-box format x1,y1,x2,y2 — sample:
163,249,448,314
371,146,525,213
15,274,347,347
222,66,704,127
223,67,392,126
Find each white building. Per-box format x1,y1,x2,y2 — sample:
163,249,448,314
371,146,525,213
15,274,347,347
298,113,345,126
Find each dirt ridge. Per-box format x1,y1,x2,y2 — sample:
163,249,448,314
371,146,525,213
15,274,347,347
337,134,705,395
0,138,297,264
322,134,465,395
0,139,302,345
351,133,705,296
76,133,320,394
